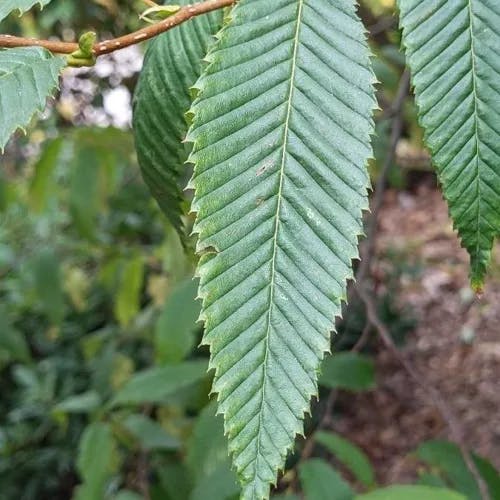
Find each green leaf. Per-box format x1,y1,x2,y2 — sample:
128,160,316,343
315,431,376,488
319,353,376,392
0,306,31,363
114,255,144,328
474,456,500,500
299,459,354,500
190,466,240,500
68,128,130,240
186,401,238,490
416,440,500,500
355,486,466,500
32,248,65,325
0,47,65,151
122,414,180,451
156,463,192,500
111,360,208,406
155,278,201,364
29,137,63,213
398,0,500,291
133,0,223,237
54,391,101,414
418,473,450,489
187,1,376,497
75,422,117,500
69,146,101,240
0,0,51,22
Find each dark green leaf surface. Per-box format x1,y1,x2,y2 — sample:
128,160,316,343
32,248,65,324
0,0,51,22
122,414,180,451
29,138,63,213
0,307,31,363
132,0,223,237
319,352,375,392
75,422,116,500
315,431,376,488
155,278,201,364
54,391,101,414
187,402,240,499
0,47,65,151
187,0,376,497
111,360,208,406
114,255,144,327
398,0,500,291
299,459,354,500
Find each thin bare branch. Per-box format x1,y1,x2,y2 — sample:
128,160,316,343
0,0,235,56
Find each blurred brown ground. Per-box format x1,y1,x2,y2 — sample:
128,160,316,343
337,182,500,484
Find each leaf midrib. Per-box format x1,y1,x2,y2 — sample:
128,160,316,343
252,0,305,493
466,0,483,274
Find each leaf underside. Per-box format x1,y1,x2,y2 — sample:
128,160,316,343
399,0,500,291
132,0,222,237
0,47,65,151
187,0,376,498
0,0,52,23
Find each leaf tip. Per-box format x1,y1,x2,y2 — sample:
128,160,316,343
471,280,484,299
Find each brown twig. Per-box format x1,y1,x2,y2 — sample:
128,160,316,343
351,322,372,353
0,0,235,56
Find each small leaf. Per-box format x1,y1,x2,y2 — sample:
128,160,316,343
187,402,240,500
75,422,117,500
320,353,375,392
0,306,31,363
315,431,376,488
0,47,65,151
155,278,201,364
299,459,354,500
139,4,181,23
54,391,101,414
111,360,207,406
122,414,180,451
32,248,65,325
114,255,144,327
156,463,192,500
355,485,466,500
29,137,63,213
0,0,52,22
69,146,101,240
187,402,235,480
190,466,240,500
418,473,450,489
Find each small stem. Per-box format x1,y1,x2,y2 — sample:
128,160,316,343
0,0,235,56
